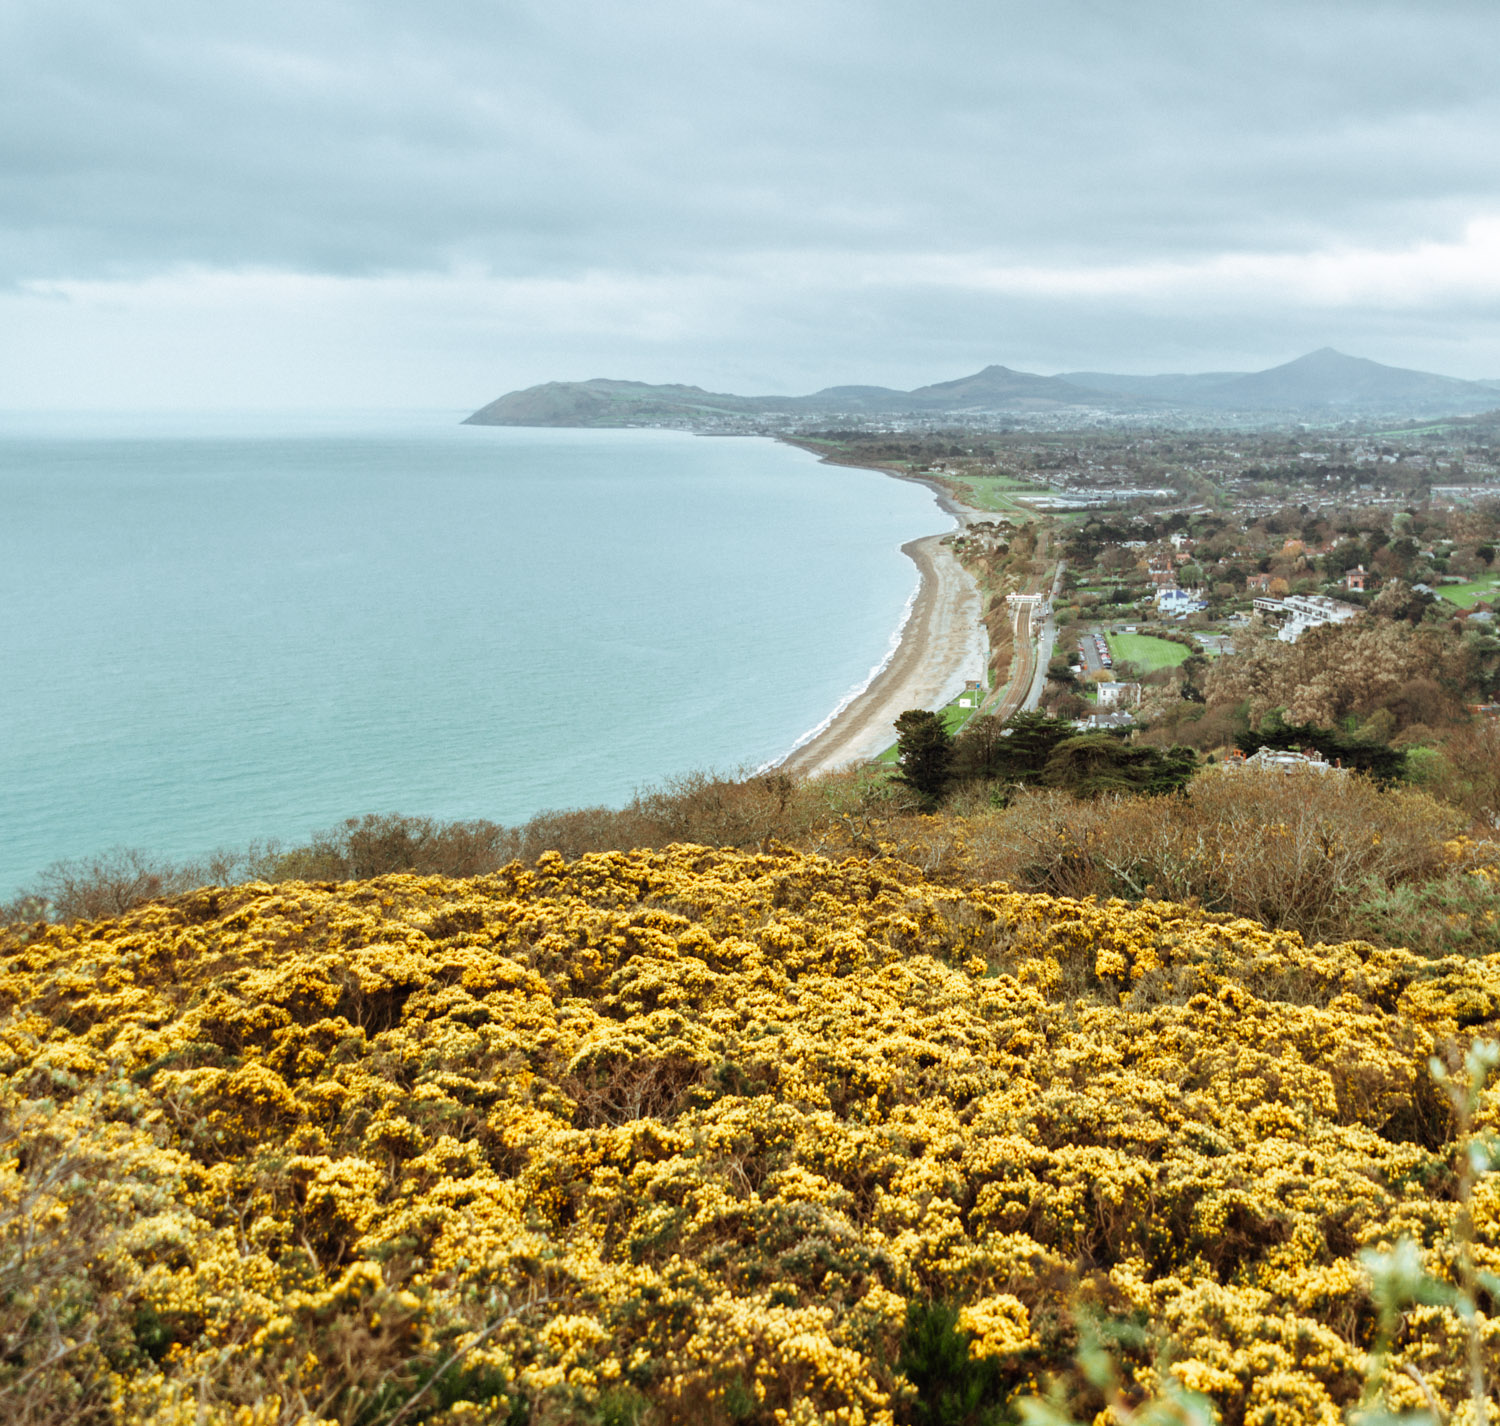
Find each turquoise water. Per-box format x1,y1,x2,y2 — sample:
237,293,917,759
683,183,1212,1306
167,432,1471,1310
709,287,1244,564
0,413,941,893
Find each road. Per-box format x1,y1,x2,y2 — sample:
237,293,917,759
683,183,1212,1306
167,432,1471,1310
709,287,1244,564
1078,624,1105,676
989,560,1066,720
1020,561,1066,713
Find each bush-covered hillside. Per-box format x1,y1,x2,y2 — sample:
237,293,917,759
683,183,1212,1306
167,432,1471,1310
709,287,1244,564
5,845,1500,1423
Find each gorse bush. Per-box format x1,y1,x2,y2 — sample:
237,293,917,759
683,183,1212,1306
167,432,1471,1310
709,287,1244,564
10,766,1499,957
5,846,1500,1421
9,691,1499,966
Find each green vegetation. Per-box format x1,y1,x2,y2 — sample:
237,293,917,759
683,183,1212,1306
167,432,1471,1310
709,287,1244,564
953,473,1056,513
893,709,955,803
1105,631,1191,671
1438,575,1500,606
1237,719,1408,782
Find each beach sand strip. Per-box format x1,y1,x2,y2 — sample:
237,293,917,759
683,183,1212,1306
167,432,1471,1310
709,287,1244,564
778,532,988,778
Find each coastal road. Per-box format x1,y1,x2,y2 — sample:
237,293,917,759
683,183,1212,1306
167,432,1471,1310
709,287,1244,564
1020,563,1065,713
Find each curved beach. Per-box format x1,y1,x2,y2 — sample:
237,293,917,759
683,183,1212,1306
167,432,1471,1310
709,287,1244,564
778,529,989,777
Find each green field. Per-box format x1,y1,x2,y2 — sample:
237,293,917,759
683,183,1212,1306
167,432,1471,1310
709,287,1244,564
954,474,1057,512
873,688,984,763
1106,631,1192,672
1438,576,1500,607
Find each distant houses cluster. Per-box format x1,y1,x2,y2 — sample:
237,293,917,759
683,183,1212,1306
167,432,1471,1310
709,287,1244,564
1250,593,1363,642
1221,746,1348,776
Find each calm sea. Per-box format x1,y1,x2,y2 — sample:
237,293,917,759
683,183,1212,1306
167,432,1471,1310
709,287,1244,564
0,412,941,893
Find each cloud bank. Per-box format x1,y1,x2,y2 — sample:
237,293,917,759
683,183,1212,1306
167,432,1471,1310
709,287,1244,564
4,0,1500,406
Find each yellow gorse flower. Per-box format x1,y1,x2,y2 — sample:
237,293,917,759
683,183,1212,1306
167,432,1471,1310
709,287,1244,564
0,843,1496,1421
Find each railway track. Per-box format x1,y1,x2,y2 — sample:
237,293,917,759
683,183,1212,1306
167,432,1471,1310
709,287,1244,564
982,560,1065,722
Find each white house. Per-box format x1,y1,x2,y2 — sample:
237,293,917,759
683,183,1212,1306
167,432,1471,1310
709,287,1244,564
1154,584,1206,616
1223,746,1346,775
1253,594,1361,643
1096,681,1140,708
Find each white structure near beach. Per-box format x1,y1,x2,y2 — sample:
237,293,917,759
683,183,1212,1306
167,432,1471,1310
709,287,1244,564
1251,594,1362,642
1155,584,1206,616
1096,681,1140,708
1222,746,1347,775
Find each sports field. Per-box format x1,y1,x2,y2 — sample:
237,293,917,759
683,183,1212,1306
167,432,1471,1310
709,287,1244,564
1107,631,1192,671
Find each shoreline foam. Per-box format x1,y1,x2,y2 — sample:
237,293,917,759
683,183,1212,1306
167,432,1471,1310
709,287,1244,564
768,581,921,769
773,448,992,778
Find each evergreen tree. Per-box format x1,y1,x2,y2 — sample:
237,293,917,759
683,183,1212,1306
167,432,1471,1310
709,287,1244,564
894,709,954,803
1041,734,1199,799
1234,721,1406,782
949,711,1075,785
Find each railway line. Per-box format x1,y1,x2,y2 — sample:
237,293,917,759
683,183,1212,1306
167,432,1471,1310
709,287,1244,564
985,560,1066,722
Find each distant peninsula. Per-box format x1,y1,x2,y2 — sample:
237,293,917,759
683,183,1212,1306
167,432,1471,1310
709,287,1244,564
463,348,1500,430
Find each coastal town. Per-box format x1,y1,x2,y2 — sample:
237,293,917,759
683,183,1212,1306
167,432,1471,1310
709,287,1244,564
775,414,1500,787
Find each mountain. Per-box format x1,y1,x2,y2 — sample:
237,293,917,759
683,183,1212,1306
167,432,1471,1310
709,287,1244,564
464,350,1500,427
462,378,776,426
1067,349,1500,415
794,383,909,411
1060,370,1247,403
902,364,1107,409
464,366,1128,427
1203,348,1498,413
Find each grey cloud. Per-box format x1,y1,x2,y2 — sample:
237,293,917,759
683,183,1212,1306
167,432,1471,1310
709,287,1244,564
5,0,1500,284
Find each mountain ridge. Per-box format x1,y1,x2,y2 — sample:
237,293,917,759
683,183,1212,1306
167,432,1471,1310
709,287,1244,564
463,349,1500,426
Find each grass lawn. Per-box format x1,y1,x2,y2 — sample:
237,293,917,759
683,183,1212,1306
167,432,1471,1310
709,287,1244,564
1438,576,1500,607
955,474,1057,513
874,690,984,762
941,699,980,733
1107,632,1192,672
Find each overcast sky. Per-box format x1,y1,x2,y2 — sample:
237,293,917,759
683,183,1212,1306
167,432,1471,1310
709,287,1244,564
4,0,1500,409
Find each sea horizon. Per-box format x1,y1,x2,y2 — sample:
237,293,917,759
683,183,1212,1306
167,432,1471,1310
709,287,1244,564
0,412,944,894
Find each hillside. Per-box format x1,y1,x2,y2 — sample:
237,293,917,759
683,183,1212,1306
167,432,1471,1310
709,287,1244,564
461,368,1127,427
465,350,1499,429
1208,347,1500,413
1067,349,1500,416
903,363,1108,411
461,378,774,427
5,843,1499,1423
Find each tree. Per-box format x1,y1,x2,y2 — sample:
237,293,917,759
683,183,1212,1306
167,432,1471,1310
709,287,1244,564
893,710,954,804
1042,735,1198,799
950,711,1076,786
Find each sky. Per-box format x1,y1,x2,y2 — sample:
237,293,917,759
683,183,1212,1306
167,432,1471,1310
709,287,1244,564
4,0,1500,409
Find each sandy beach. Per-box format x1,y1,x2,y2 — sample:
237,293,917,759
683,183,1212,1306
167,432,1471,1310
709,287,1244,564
778,524,990,778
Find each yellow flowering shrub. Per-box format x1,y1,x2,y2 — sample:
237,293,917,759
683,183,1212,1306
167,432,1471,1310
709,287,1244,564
1,843,1498,1422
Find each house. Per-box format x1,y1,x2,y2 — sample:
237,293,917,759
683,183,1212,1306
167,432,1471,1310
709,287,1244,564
1252,594,1362,643
1223,746,1346,775
1096,681,1140,708
1155,585,1207,615
1074,710,1135,731
1345,565,1373,592
1245,573,1273,593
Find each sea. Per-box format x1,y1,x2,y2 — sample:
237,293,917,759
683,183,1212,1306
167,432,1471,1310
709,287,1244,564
0,411,943,894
